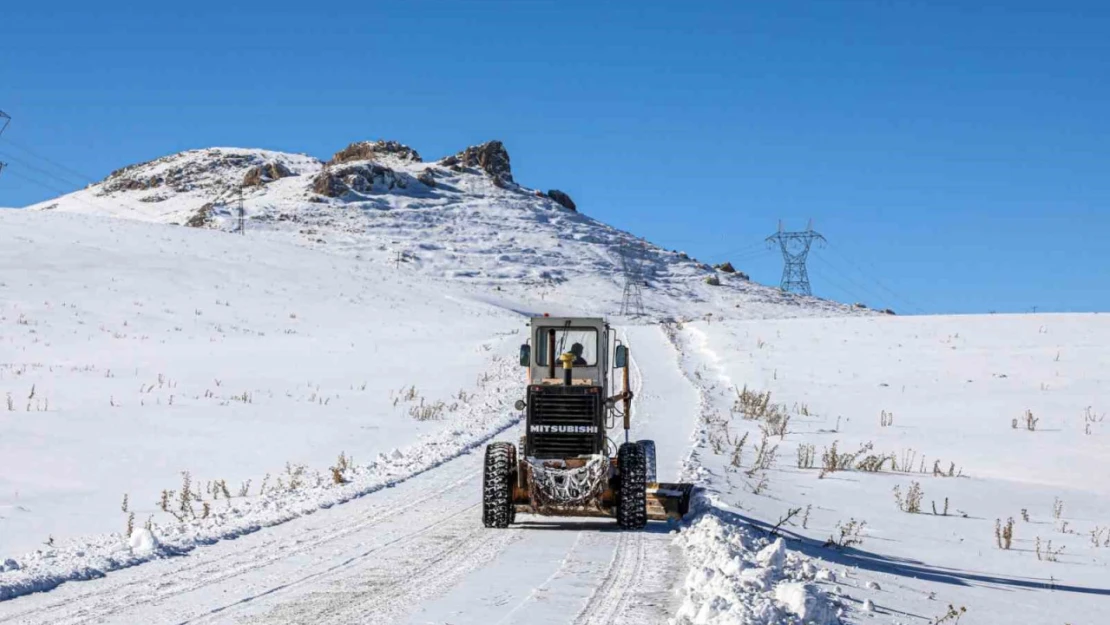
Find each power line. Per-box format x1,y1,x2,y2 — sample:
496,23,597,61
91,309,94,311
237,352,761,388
821,243,925,314
766,220,825,295
806,262,869,304
0,135,98,185
0,149,89,189
809,252,890,307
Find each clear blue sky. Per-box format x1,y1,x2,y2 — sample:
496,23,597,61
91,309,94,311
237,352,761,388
2,1,1107,314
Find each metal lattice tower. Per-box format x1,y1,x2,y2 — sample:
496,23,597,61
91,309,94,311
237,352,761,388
766,220,825,295
0,111,10,179
236,185,245,235
618,238,646,316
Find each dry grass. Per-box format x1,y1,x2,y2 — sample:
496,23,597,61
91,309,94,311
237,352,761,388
995,517,1014,549
796,443,816,469
746,434,779,477
1035,536,1065,562
894,481,924,513
824,518,867,549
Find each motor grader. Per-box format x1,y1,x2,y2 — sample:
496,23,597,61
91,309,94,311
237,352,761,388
482,316,693,529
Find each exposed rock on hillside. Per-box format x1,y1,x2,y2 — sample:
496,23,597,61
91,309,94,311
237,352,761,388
243,161,294,187
100,149,303,196
329,140,422,166
312,162,406,198
185,203,214,228
449,141,512,184
547,189,576,211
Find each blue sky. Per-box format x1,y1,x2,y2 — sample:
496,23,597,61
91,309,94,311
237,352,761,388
2,1,1107,314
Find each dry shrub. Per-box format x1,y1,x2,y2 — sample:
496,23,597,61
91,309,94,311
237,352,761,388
894,481,924,513
995,517,1014,549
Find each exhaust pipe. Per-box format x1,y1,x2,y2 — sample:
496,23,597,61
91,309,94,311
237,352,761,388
561,352,574,386
548,329,557,380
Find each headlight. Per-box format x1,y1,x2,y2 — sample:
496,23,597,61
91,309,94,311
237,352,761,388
514,399,527,412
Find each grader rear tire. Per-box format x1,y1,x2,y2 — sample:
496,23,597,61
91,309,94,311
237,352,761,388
617,442,648,530
483,442,516,528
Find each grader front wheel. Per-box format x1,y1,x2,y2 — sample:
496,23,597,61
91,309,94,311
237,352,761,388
616,442,648,529
483,442,516,528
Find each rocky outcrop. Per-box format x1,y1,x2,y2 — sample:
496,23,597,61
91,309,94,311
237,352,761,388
417,169,436,187
329,140,422,166
446,141,512,184
547,189,576,211
243,161,294,187
714,261,736,273
312,162,406,198
185,203,214,228
100,149,282,196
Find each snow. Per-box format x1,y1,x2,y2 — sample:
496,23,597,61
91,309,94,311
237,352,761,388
22,144,863,321
673,513,841,625
666,314,1110,625
1,141,1104,624
127,528,159,555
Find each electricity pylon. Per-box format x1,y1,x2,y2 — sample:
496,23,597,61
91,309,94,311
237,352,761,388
766,220,825,295
618,237,645,316
0,111,11,180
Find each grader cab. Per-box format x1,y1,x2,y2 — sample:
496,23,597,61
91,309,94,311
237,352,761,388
482,316,694,529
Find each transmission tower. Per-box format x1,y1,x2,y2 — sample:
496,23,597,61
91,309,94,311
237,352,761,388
766,220,825,295
618,238,646,316
236,185,245,235
0,111,10,180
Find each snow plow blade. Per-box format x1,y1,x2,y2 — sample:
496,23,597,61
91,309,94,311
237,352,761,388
646,482,694,521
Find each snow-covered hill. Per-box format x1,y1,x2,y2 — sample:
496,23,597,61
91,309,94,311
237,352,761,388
23,140,862,319
3,142,1101,624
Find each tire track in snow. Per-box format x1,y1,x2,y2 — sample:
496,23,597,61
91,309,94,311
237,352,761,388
0,468,484,625
246,514,522,625
571,531,646,625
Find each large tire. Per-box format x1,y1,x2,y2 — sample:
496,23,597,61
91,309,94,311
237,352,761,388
637,439,658,484
617,442,648,530
483,442,516,528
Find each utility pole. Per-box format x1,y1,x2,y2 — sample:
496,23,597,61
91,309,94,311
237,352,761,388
618,237,646,317
766,220,825,296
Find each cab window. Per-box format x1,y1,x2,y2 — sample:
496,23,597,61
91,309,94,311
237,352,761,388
535,328,599,367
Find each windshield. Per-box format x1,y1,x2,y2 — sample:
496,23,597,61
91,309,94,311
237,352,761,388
535,327,599,367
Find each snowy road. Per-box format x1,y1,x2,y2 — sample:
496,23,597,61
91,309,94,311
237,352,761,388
0,325,698,625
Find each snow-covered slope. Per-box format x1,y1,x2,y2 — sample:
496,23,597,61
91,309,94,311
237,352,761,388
6,141,1100,624
23,140,861,319
665,314,1110,625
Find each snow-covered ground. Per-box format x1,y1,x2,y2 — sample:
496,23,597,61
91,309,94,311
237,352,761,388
2,141,1104,623
666,314,1110,624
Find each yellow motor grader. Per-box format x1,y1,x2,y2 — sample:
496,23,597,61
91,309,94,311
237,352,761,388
482,316,694,529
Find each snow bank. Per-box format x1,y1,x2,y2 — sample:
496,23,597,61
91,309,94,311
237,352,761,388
673,511,842,625
0,356,521,601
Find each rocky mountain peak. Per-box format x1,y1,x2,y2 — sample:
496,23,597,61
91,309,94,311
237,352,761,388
328,140,422,166
440,141,512,185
